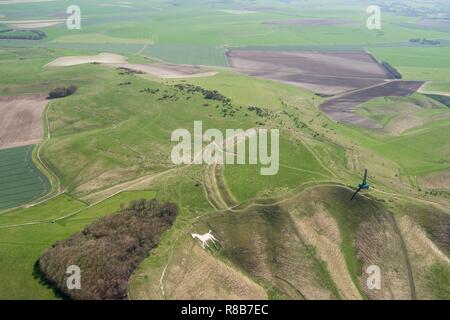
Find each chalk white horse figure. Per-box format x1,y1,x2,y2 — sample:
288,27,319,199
192,230,219,249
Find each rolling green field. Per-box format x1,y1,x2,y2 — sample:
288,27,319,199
0,145,51,211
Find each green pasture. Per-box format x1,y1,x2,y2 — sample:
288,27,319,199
424,82,450,93
224,136,331,202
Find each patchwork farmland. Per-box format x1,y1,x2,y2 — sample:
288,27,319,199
226,50,394,95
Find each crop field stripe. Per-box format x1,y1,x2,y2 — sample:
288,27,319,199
0,145,50,211
0,189,46,198
0,155,24,163
0,162,34,170
0,185,47,196
0,184,44,195
0,147,29,156
0,175,42,185
0,178,45,189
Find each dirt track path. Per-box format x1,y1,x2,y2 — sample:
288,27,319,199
203,163,238,210
390,215,417,300
203,164,228,210
81,167,179,203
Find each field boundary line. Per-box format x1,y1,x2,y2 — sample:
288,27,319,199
0,101,61,215
29,102,62,205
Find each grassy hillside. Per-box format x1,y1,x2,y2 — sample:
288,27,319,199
130,185,450,300
355,94,450,135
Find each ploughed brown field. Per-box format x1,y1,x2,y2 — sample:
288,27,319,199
320,81,424,128
0,93,48,150
226,50,394,95
226,50,424,128
415,19,450,29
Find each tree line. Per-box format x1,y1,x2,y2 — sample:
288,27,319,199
36,198,178,300
48,85,77,99
0,29,46,40
382,61,402,79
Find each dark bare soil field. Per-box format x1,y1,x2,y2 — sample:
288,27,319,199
226,50,393,95
320,81,424,128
